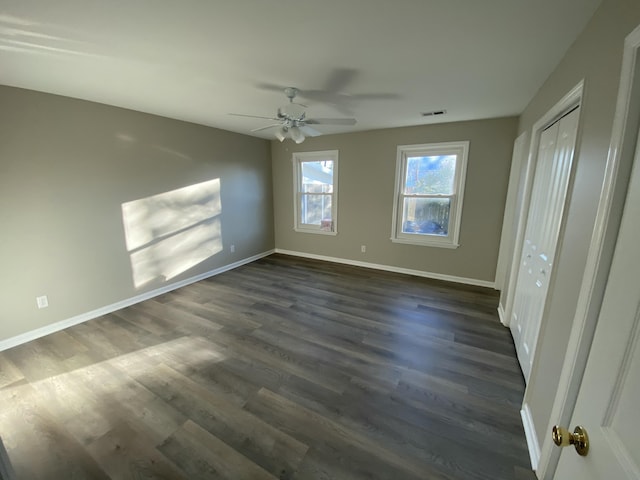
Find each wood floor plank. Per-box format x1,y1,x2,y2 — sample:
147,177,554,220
250,325,404,388
0,383,110,480
0,354,24,390
0,253,536,479
79,362,187,445
159,420,278,480
344,376,530,463
135,363,309,478
246,387,448,480
164,297,263,333
202,328,352,394
2,338,70,382
30,370,114,446
85,421,188,479
36,330,89,361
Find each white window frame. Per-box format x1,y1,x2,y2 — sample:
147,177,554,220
391,141,469,248
293,150,338,235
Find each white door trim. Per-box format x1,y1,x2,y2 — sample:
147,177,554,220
496,131,528,302
535,24,640,479
503,82,584,329
510,84,583,469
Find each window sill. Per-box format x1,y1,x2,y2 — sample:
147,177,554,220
294,228,338,236
390,237,459,249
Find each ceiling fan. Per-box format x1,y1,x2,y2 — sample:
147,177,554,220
229,87,357,144
257,68,400,116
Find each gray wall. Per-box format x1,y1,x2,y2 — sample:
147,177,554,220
272,117,517,283
0,86,274,342
517,0,640,450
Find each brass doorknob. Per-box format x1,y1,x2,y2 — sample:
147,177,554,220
552,425,589,456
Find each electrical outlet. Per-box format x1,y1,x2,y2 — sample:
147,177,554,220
36,295,49,309
361,245,366,253
230,244,235,253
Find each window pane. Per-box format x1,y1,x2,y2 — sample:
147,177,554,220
301,194,332,226
303,183,332,194
302,161,333,194
401,197,450,236
404,155,456,194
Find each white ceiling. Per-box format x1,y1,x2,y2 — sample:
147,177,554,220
0,0,602,139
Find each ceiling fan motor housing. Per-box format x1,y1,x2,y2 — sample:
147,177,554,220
284,87,299,101
279,103,306,121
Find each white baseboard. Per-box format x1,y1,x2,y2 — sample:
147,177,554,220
521,403,541,472
0,249,275,352
274,249,495,289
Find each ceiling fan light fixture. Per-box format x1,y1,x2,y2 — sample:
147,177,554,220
231,86,356,142
289,126,305,144
275,126,287,142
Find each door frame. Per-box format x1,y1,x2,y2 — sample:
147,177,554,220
534,24,640,479
502,82,584,329
495,131,527,300
509,83,583,468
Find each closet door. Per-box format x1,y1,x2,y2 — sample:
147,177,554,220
511,107,580,381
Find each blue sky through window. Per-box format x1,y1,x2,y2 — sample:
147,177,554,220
405,155,455,195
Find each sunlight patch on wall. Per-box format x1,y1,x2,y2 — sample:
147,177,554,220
122,178,223,289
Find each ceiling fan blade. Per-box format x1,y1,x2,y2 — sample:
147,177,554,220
300,125,322,137
305,118,357,126
324,68,359,93
251,123,282,133
329,103,355,117
350,93,401,101
228,113,279,121
255,82,288,93
292,90,355,115
295,90,338,104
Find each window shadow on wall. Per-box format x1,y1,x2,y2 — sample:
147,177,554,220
121,178,223,289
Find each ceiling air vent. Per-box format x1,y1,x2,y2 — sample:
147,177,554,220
421,110,447,117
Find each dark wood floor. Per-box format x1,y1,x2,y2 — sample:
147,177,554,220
0,254,536,479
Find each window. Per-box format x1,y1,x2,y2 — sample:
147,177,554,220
293,150,338,235
391,141,468,248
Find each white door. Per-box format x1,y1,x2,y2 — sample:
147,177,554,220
511,107,580,381
553,127,640,479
